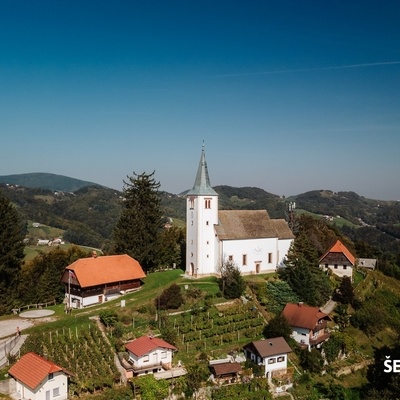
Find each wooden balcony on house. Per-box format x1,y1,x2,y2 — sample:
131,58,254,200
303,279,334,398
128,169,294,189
310,331,330,346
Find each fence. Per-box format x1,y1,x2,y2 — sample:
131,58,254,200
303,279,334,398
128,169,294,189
12,299,56,315
0,335,19,367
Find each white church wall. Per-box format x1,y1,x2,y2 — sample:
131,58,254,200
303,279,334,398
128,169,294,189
277,239,293,266
220,237,278,274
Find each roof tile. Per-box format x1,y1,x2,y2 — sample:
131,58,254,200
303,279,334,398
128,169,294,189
125,336,177,357
8,352,63,390
282,303,331,330
62,254,146,288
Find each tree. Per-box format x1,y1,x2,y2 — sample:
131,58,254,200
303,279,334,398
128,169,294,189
263,313,292,341
299,348,324,373
135,375,169,400
218,260,246,299
18,245,89,305
156,283,184,310
112,171,164,272
332,276,354,304
184,362,209,398
158,226,185,269
0,190,26,314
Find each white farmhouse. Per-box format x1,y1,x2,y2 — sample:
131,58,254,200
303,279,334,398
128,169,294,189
186,146,294,277
125,336,177,377
8,352,70,400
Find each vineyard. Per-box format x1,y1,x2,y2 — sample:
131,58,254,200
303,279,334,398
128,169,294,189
168,301,265,357
21,321,120,395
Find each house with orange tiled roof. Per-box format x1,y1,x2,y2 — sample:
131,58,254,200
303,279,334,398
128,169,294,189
61,254,146,309
8,352,70,400
319,240,355,280
282,303,331,350
124,336,177,378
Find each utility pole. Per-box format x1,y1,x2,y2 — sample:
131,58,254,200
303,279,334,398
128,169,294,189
288,201,296,231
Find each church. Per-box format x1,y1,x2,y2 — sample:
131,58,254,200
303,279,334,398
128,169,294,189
186,146,294,277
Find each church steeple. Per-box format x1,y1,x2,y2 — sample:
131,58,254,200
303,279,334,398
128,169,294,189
187,144,218,196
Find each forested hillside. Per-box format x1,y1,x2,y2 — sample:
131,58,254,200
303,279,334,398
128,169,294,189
0,172,101,191
1,181,400,265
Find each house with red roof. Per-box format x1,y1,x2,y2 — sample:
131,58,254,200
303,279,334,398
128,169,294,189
61,254,146,309
319,240,355,280
124,336,177,378
8,352,70,400
243,337,292,379
282,303,331,350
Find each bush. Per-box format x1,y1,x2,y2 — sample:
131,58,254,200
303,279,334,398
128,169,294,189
156,283,184,310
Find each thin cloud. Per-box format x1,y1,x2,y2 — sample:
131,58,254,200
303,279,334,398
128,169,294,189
212,61,400,78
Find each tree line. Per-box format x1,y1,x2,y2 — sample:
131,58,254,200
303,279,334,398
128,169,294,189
0,171,185,314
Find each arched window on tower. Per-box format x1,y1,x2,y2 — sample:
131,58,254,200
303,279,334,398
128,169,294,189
205,198,211,209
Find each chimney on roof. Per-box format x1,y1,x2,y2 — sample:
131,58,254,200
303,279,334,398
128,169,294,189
92,251,97,258
298,302,303,307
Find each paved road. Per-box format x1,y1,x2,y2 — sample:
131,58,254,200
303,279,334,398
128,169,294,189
0,319,33,339
321,299,337,314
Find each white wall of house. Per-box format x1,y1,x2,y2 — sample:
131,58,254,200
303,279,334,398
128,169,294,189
15,372,68,400
291,326,311,348
219,237,278,274
321,263,353,280
263,354,288,377
128,348,173,374
68,293,103,309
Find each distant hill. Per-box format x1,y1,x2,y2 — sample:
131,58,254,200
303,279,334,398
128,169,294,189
0,173,101,192
1,174,400,257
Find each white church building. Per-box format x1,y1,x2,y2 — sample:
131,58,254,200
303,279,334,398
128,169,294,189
186,147,294,277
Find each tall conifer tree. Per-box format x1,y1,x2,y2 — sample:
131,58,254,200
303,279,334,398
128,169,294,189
112,171,163,271
0,190,26,314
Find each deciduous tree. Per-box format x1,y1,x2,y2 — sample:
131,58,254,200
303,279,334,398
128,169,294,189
218,260,246,299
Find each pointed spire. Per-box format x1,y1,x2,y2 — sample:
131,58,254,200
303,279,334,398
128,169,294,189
187,143,218,196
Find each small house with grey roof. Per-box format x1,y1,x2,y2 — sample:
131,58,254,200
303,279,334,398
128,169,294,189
243,337,292,378
186,145,294,277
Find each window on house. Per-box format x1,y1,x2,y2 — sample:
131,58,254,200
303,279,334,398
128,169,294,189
228,255,233,261
268,253,272,263
191,220,193,226
53,387,60,397
268,358,276,364
206,241,209,245
49,373,54,380
242,254,247,266
189,198,194,209
334,264,338,269
161,351,167,359
343,265,347,269
143,355,149,363
205,199,211,209
206,221,209,225
277,356,284,362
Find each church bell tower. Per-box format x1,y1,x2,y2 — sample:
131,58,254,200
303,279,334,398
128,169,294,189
186,145,219,277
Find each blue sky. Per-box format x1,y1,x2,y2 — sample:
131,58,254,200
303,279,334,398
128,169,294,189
1,1,399,200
